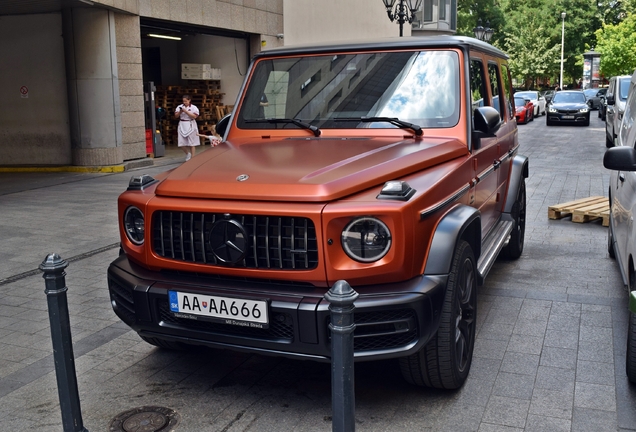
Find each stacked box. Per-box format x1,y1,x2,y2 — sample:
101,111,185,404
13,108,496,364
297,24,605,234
182,63,212,71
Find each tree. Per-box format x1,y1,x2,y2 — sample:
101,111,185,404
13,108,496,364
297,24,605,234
503,23,561,88
456,0,505,46
595,13,636,77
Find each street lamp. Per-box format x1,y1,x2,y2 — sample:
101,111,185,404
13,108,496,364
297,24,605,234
560,12,566,90
473,19,494,43
382,0,422,37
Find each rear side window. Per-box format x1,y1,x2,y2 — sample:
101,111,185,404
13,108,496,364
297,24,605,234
621,90,636,147
470,59,487,110
488,63,503,119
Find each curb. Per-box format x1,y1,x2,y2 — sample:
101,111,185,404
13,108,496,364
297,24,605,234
0,158,155,173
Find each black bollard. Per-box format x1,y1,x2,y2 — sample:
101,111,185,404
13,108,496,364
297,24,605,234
40,254,89,432
325,280,359,432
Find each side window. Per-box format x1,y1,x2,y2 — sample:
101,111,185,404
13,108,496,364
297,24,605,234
470,59,487,110
501,64,514,120
487,62,503,119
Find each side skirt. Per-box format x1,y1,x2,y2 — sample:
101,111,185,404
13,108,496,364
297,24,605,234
476,218,513,284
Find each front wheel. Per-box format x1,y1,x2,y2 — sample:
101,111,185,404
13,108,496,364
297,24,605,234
400,240,477,389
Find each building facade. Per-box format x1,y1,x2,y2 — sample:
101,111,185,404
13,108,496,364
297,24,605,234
0,0,455,167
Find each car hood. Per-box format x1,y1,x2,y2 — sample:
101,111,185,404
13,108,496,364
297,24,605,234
551,102,587,109
154,136,468,201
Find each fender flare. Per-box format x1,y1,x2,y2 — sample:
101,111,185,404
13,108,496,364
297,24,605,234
424,204,481,275
503,155,529,214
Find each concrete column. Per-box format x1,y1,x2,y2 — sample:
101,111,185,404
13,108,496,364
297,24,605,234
63,7,123,166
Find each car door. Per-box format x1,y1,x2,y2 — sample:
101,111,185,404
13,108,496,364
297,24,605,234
613,88,636,271
469,56,506,236
607,78,617,142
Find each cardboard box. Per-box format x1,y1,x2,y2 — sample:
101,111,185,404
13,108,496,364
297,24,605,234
181,63,212,72
182,71,212,80
210,68,221,79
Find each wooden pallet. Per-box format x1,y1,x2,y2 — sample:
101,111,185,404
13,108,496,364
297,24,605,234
548,196,609,226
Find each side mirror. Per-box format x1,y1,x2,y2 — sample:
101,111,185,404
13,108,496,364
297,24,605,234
606,94,615,105
215,114,231,137
604,146,636,171
474,106,502,136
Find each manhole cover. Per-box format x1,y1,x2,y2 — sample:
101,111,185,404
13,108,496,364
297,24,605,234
109,406,180,432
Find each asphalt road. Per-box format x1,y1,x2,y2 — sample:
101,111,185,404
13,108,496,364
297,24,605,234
0,112,634,431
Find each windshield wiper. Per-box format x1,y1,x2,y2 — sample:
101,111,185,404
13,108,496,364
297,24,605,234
334,117,423,136
245,118,321,137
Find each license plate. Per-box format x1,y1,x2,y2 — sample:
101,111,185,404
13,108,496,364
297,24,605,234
562,115,575,119
169,291,269,328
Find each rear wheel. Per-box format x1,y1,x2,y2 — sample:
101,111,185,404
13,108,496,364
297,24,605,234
501,180,526,259
400,240,477,389
606,134,614,148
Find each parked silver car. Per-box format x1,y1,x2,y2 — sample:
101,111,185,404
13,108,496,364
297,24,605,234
605,75,632,147
603,70,636,382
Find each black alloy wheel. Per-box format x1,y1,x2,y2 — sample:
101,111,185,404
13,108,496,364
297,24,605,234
400,240,477,389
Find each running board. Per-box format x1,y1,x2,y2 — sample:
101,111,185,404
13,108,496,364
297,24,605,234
477,219,513,283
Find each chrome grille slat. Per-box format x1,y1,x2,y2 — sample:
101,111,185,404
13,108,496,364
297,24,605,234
152,212,317,270
200,214,206,264
265,217,271,268
291,218,296,269
160,212,165,256
278,218,283,269
189,213,195,262
169,212,175,258
179,213,185,260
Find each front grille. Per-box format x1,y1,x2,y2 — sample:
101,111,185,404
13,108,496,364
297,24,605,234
329,309,418,352
152,211,318,270
557,109,579,114
108,277,136,325
157,300,294,342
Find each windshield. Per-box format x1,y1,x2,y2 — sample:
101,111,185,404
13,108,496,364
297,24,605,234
620,78,630,100
514,98,527,107
552,92,586,103
515,91,537,100
237,50,460,130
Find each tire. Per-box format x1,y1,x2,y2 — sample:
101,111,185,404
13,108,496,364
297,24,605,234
546,118,553,126
501,180,526,259
627,271,636,383
140,335,186,350
400,240,477,389
584,117,590,126
606,134,614,148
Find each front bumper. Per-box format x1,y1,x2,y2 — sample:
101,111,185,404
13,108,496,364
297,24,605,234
107,255,447,362
547,111,589,123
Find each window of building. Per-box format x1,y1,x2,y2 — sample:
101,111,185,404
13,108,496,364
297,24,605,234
423,0,433,22
439,0,446,21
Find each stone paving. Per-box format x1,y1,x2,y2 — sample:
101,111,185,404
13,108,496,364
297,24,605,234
0,116,635,431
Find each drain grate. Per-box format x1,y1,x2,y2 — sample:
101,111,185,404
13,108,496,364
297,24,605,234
109,406,180,432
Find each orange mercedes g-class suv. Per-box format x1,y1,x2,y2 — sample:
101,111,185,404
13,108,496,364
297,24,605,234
108,36,527,389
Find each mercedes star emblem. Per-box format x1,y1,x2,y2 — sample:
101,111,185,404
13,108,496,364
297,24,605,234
209,219,248,264
236,174,249,182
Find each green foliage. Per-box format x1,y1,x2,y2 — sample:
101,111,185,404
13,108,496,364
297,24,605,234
595,13,636,76
503,24,561,87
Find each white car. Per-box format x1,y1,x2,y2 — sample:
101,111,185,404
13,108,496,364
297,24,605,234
604,70,636,382
514,91,546,117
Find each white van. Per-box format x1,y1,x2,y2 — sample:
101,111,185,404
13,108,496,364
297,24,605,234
605,75,632,147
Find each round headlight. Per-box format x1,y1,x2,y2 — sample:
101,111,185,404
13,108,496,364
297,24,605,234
341,217,391,263
124,206,145,245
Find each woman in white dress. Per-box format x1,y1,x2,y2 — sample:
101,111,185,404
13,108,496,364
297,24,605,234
174,95,200,161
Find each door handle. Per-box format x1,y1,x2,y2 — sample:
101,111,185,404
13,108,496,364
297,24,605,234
619,173,625,182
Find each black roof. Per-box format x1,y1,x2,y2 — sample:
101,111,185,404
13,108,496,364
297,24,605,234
254,35,508,60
